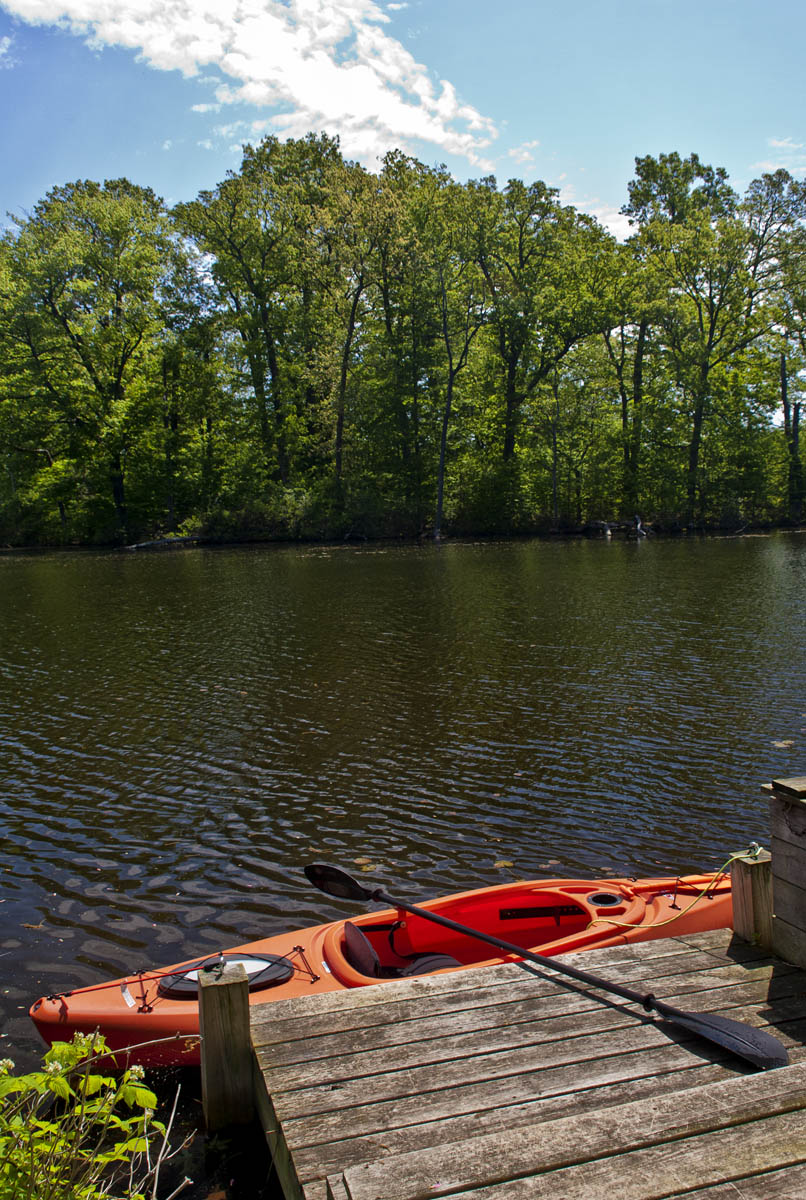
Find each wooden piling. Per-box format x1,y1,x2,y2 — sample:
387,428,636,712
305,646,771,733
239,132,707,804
199,961,254,1132
731,847,773,949
765,776,806,970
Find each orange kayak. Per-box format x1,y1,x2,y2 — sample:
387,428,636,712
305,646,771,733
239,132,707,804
30,870,732,1066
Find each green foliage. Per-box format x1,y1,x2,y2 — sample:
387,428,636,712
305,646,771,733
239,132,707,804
0,179,173,543
2,141,806,543
623,151,737,227
0,1035,178,1200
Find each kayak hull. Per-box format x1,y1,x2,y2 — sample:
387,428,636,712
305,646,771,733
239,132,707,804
29,872,732,1066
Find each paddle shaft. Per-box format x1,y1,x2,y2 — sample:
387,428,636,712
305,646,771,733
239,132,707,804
373,888,661,1013
304,864,788,1069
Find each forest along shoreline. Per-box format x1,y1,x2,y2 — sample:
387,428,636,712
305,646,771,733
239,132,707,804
1,144,804,549
3,519,805,554
99,517,806,551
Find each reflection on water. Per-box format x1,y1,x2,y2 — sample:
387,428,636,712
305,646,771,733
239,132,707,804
1,533,805,1066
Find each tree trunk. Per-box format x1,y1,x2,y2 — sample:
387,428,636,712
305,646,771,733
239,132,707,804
243,345,273,474
163,356,179,532
410,321,423,525
202,414,215,511
551,396,559,525
110,452,128,541
606,320,647,516
265,336,289,485
433,370,454,540
782,351,804,523
502,348,520,461
624,319,647,511
334,285,363,484
685,369,709,526
792,402,804,523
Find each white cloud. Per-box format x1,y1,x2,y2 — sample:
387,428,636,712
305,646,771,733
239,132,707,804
585,203,631,242
752,136,806,176
162,139,173,150
213,119,251,140
0,34,16,66
507,138,540,166
1,0,498,167
555,179,629,241
769,136,805,151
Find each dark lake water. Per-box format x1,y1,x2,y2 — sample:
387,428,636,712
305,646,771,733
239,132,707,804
2,533,805,1076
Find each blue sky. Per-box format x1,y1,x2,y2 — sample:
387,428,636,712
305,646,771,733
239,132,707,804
1,0,805,236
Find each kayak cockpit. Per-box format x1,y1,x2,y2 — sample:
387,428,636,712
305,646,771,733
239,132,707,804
321,882,648,986
341,921,462,978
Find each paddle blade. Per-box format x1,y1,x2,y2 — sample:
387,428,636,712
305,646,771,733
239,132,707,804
304,863,374,902
655,1004,789,1071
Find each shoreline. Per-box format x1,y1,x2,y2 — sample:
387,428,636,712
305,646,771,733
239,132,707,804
2,519,805,555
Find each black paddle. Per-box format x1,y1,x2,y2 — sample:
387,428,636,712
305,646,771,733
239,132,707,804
304,862,789,1072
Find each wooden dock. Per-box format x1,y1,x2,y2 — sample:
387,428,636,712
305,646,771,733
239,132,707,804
249,929,806,1200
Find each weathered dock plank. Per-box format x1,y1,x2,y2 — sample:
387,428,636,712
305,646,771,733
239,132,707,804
373,1108,806,1200
250,929,806,1200
254,961,803,1084
332,1063,806,1200
679,1164,806,1197
284,1042,737,1154
250,929,770,1046
252,954,797,1069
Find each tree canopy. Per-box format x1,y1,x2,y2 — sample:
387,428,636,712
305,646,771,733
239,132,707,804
1,141,804,545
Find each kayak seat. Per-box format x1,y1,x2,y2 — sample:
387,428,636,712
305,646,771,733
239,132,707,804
400,952,462,976
342,922,460,978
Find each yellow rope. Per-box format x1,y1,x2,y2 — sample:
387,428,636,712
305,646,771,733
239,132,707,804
586,844,762,933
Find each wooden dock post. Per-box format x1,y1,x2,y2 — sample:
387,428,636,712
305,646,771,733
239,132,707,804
199,961,254,1132
765,776,806,969
731,846,772,950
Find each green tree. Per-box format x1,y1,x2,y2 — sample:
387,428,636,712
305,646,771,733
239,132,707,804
154,244,232,529
624,151,737,226
428,179,489,538
475,179,613,462
175,134,344,498
367,152,447,530
778,219,806,522
0,179,170,542
599,240,658,515
316,160,383,495
624,155,798,524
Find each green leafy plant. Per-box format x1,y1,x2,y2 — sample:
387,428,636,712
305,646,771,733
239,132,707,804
0,1035,191,1200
